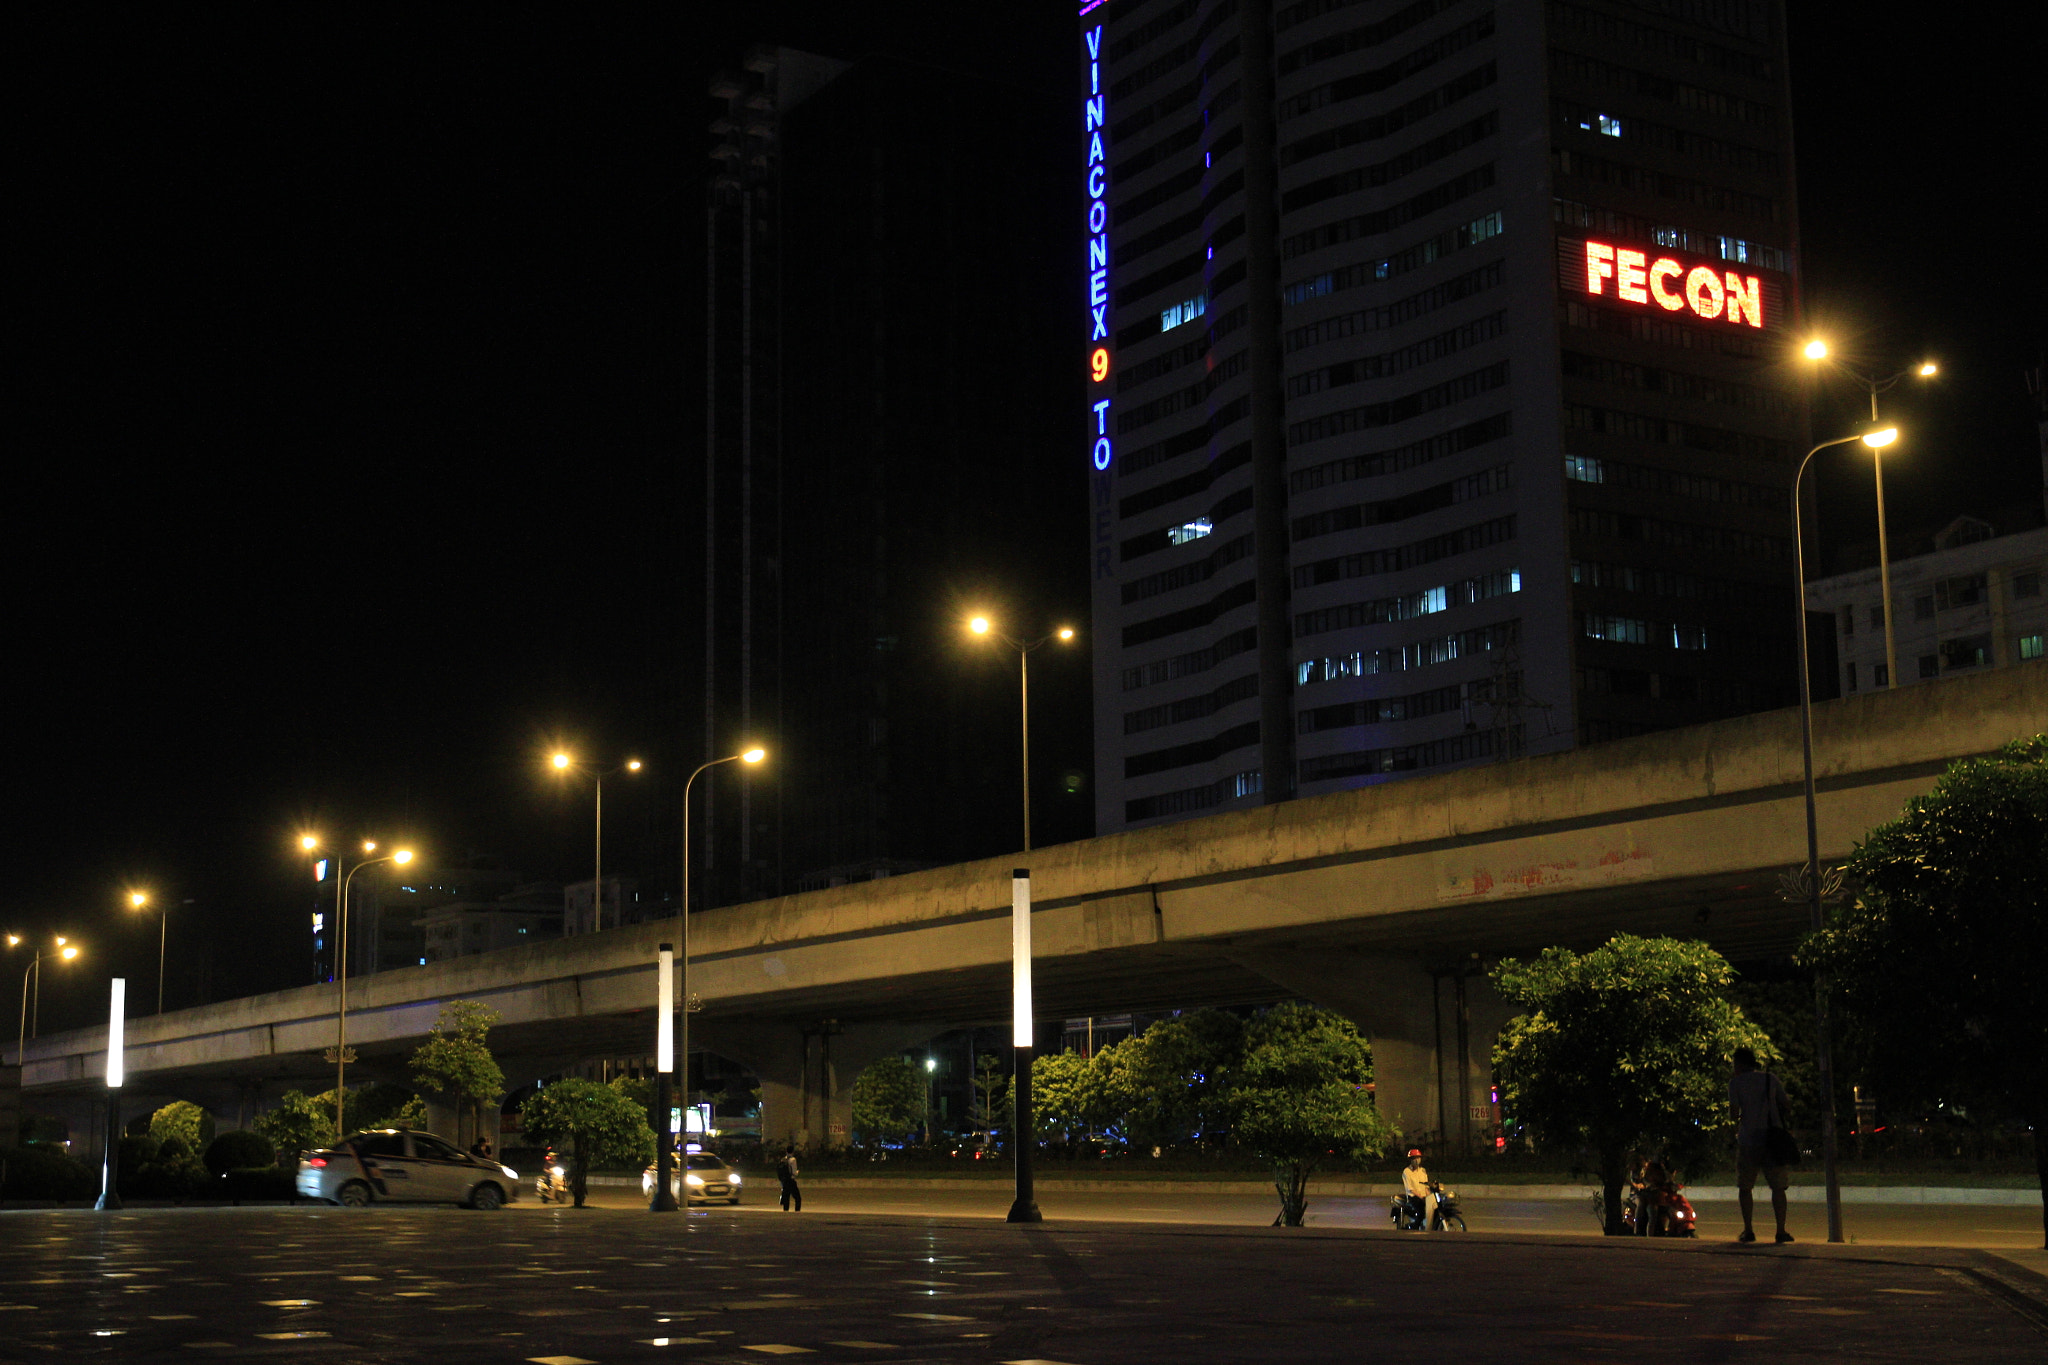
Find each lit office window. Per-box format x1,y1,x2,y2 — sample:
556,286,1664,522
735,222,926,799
1597,114,1623,137
1168,518,1214,545
1564,455,1605,483
2019,634,2044,660
1161,294,1208,330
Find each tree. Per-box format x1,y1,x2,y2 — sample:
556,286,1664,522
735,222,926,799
1493,935,1774,1234
991,1051,1097,1154
148,1101,214,1155
1088,1009,1246,1149
409,1000,504,1146
1226,1004,1394,1226
518,1077,655,1207
1799,734,2048,1248
255,1090,333,1156
850,1057,924,1146
971,1053,1005,1136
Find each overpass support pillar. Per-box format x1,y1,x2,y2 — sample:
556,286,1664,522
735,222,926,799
698,1020,941,1153
1227,950,1515,1153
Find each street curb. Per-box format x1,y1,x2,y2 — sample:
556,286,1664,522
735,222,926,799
769,1176,2041,1207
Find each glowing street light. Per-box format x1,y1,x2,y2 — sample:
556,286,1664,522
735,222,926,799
548,751,646,933
1800,344,1940,688
14,935,82,1071
1789,424,1899,1246
127,890,171,1015
300,835,416,1137
669,746,767,1187
964,614,1078,853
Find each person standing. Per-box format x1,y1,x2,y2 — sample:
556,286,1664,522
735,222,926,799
1729,1047,1792,1244
775,1146,802,1212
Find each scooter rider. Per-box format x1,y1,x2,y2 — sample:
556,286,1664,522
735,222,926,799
1400,1149,1432,1230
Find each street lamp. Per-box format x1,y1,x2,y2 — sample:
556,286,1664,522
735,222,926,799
127,890,171,1015
966,615,1077,852
674,746,765,1167
301,835,415,1138
1791,424,1897,1246
1800,342,1939,688
14,937,81,1069
549,752,645,933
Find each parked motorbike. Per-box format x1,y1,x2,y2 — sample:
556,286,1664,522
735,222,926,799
1631,1181,1698,1237
1388,1182,1467,1231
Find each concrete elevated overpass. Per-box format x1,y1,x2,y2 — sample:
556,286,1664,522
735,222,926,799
9,666,2040,1158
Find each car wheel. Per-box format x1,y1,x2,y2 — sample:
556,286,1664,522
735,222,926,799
338,1181,373,1208
469,1183,504,1211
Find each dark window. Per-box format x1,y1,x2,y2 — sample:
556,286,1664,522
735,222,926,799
2009,570,2040,598
355,1134,406,1159
1844,661,1857,692
1913,596,1935,621
412,1135,461,1162
1917,654,1938,679
1839,606,1854,637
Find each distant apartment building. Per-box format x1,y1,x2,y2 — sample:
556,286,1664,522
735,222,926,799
1808,516,2048,695
1078,0,1809,830
313,864,546,979
420,886,564,965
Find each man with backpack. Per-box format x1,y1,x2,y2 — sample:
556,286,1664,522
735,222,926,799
1729,1047,1793,1244
774,1146,801,1212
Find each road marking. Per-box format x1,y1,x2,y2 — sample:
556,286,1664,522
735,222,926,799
742,1347,814,1356
257,1331,331,1339
526,1357,598,1365
1878,1288,1941,1295
898,1312,973,1322
827,1344,897,1350
260,1299,318,1307
151,1315,197,1320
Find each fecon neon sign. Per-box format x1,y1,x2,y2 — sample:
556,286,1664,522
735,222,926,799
1083,22,1112,470
1583,240,1764,328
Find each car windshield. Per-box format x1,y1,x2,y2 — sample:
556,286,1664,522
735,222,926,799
412,1135,462,1161
684,1155,728,1171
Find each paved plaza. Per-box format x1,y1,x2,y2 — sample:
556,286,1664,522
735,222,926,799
1,1203,2043,1363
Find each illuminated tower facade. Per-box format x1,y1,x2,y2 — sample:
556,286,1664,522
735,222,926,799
1081,0,1806,830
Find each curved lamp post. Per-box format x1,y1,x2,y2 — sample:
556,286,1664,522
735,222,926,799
14,936,81,1069
301,835,414,1138
127,891,168,1015
966,615,1077,853
659,746,765,1209
1792,424,1898,1245
1801,342,1937,688
550,752,644,933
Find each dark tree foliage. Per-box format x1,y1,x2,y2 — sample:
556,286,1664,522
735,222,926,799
1800,734,2048,1247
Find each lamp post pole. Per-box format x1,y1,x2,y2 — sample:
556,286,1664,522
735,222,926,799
317,845,413,1140
1792,427,1894,1244
18,941,80,1064
966,618,1075,853
652,942,678,1212
1006,868,1041,1223
552,755,643,932
96,977,126,1212
1801,344,1936,688
677,749,765,1153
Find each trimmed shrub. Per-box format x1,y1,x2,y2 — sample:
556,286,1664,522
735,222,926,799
155,1135,192,1162
148,1102,214,1155
1,1145,95,1201
137,1154,209,1201
205,1130,276,1176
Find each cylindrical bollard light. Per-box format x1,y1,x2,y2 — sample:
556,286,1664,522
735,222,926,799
652,943,678,1212
1006,869,1041,1223
97,977,126,1212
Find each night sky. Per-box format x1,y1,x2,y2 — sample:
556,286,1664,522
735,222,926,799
8,6,2041,1035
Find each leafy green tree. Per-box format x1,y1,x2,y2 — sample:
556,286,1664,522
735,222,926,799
1023,1051,1097,1150
1227,1004,1394,1226
851,1057,925,1145
255,1090,333,1155
1799,734,2048,1248
409,1000,504,1146
518,1077,655,1207
1492,935,1774,1234
1089,1009,1246,1149
147,1101,214,1155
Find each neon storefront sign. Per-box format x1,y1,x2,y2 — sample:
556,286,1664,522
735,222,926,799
1084,22,1112,470
1581,240,1764,328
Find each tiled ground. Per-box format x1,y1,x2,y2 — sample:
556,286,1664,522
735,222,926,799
0,1205,2041,1363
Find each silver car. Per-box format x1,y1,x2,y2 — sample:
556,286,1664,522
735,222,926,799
297,1128,520,1210
641,1152,742,1204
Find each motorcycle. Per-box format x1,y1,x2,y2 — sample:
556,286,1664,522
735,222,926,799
1631,1180,1698,1237
1388,1182,1467,1232
534,1159,567,1205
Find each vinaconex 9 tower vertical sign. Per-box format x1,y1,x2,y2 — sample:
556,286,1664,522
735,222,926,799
1083,16,1111,473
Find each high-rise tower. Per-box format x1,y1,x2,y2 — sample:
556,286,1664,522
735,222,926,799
1081,0,1806,830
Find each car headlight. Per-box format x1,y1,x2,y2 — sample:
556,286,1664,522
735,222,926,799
728,1173,740,1186
684,1173,705,1186
501,1166,519,1180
